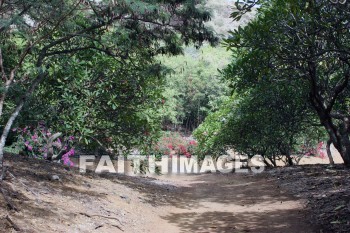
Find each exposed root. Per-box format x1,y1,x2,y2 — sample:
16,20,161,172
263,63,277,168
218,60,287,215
0,187,18,211
0,165,7,181
5,215,21,231
79,212,124,231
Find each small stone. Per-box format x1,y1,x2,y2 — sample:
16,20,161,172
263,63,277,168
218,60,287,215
120,195,131,203
50,175,60,181
120,195,128,199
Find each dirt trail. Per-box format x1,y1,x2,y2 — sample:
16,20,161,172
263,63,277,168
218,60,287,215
0,156,316,233
143,173,315,233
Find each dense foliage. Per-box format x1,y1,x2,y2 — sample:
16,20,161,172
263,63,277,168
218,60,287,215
159,45,230,131
13,124,76,166
0,0,218,162
196,0,350,166
144,131,197,158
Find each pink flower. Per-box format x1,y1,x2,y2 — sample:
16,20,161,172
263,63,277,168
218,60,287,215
178,145,187,155
68,148,75,156
317,142,324,150
27,145,33,151
61,149,74,166
189,140,197,146
317,142,326,159
319,151,326,159
31,134,38,142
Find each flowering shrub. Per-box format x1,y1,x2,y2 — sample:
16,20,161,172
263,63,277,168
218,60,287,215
148,132,197,158
13,124,75,166
301,141,327,159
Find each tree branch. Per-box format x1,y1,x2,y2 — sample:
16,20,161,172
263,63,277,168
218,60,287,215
327,71,349,112
0,48,6,81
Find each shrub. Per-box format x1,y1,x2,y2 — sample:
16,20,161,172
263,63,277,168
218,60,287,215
146,131,197,158
13,123,75,166
301,142,326,159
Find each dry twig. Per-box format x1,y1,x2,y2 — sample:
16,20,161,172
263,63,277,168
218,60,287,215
79,212,124,231
5,215,21,231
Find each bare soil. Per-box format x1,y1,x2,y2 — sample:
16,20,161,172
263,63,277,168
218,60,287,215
0,154,347,233
264,165,350,233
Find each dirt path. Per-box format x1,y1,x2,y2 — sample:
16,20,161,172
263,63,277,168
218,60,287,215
0,156,316,233
140,173,315,233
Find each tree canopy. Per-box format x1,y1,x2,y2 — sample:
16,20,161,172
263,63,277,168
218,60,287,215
159,45,230,132
0,0,218,161
195,0,350,166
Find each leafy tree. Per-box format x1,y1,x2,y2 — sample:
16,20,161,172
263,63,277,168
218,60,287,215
193,96,233,159
0,0,218,163
159,45,229,131
194,79,326,166
224,0,350,166
19,49,164,155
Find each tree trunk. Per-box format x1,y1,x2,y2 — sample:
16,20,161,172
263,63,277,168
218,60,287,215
0,99,26,163
322,119,350,166
0,80,11,117
285,151,293,166
263,158,272,168
326,139,334,165
323,114,350,166
307,61,350,166
337,128,350,166
309,94,350,166
272,154,277,167
266,156,276,167
0,48,17,118
0,71,46,164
